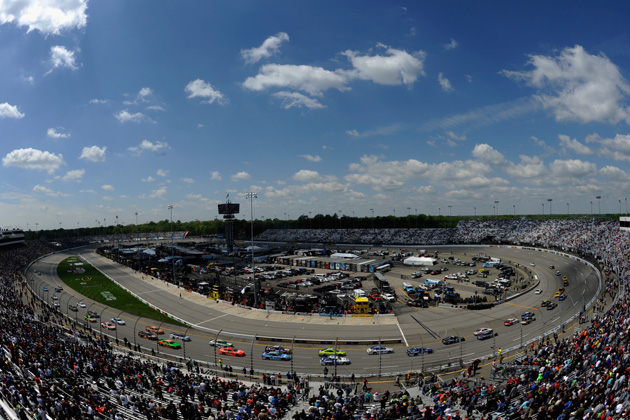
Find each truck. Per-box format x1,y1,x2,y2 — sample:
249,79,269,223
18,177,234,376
483,261,500,268
424,278,445,288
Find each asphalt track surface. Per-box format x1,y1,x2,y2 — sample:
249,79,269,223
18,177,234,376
26,245,600,377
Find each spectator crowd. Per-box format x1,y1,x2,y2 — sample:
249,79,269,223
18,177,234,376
0,218,629,419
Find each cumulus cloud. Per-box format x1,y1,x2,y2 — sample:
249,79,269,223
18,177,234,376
89,98,109,105
0,103,25,119
342,44,426,86
243,64,349,96
293,170,322,182
471,144,509,166
586,133,630,162
33,184,67,197
101,184,114,191
47,127,70,138
549,159,597,178
299,154,321,162
2,148,64,173
346,129,359,137
47,46,78,73
185,79,227,105
502,45,630,124
181,177,194,184
149,186,167,199
62,169,84,181
142,176,155,182
346,155,431,191
114,110,154,123
0,0,87,35
156,169,168,177
241,32,289,64
438,73,453,91
79,145,106,162
210,171,222,181
231,171,251,181
559,134,593,155
272,91,324,109
128,140,169,155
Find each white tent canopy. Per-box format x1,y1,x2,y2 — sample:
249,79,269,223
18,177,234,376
403,256,437,266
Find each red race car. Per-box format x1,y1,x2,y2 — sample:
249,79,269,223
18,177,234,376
218,347,246,357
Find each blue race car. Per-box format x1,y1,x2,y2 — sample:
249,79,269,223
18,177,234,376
261,351,292,361
407,346,433,356
264,345,292,354
320,355,351,365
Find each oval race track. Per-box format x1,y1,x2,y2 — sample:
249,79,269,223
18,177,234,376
26,244,601,378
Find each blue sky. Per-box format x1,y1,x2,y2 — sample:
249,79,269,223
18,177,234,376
2,1,630,230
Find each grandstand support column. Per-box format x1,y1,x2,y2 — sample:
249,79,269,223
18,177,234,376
250,334,257,380
291,336,295,374
246,192,258,309
133,315,142,347
183,325,192,359
378,337,382,380
214,330,222,366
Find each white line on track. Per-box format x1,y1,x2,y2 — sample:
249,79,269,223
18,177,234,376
194,313,230,326
397,323,408,346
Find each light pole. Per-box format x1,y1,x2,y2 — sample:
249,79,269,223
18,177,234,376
590,201,593,215
619,199,622,214
448,205,452,217
245,192,258,308
407,207,411,228
494,200,499,216
513,204,515,216
567,203,570,215
547,198,552,215
542,203,544,215
439,207,441,216
338,210,342,229
370,208,374,229
626,197,628,214
596,195,601,215
474,206,476,217
168,205,175,285
135,211,138,226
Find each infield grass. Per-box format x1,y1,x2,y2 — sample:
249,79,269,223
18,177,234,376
57,256,185,326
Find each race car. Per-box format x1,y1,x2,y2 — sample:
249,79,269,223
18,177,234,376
535,289,543,294
407,346,433,356
87,311,100,318
541,300,551,307
367,345,394,355
100,322,116,330
320,355,351,365
68,305,78,312
473,328,493,336
261,351,292,361
218,347,246,357
477,331,494,340
264,345,291,354
170,332,191,341
558,294,567,301
84,315,97,323
111,317,126,325
209,339,233,347
158,339,182,349
145,326,164,334
138,331,157,340
503,318,519,326
318,348,346,357
442,336,464,345
77,301,86,308
547,302,558,310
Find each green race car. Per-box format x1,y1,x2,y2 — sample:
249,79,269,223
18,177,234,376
158,339,182,349
318,347,346,357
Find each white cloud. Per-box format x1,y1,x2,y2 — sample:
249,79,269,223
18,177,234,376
149,186,167,199
142,176,155,182
549,159,597,178
2,148,64,173
0,0,87,35
157,169,168,177
272,91,325,109
343,123,403,139
504,155,547,179
293,170,321,182
79,145,106,162
101,184,114,191
346,155,431,191
89,98,109,105
102,196,114,201
210,171,222,181
231,171,251,181
33,184,66,197
128,140,169,155
243,64,349,96
241,32,289,64
502,45,630,124
47,127,70,138
346,129,359,137
558,134,593,155
146,105,165,111
181,177,194,184
342,44,426,86
0,103,25,119
446,131,466,141
444,38,458,50
438,73,453,91
48,46,78,73
62,169,84,181
114,110,154,123
471,144,508,166
299,154,321,162
185,79,227,105
587,133,630,161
